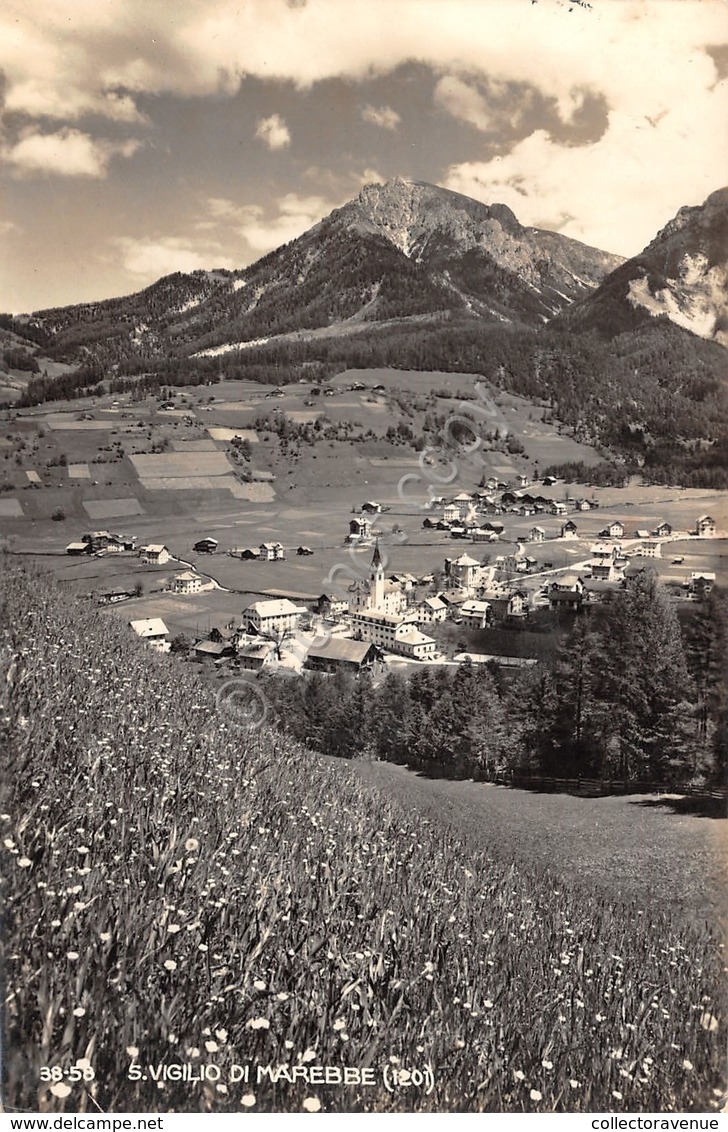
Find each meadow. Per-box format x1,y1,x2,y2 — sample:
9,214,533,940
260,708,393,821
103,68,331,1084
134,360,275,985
1,562,725,1114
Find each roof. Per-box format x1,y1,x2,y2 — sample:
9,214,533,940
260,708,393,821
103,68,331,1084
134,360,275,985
66,541,88,551
635,529,651,539
245,598,302,617
396,628,435,646
130,617,169,638
420,597,447,611
370,540,383,568
194,640,227,656
195,537,218,545
260,541,283,549
530,525,545,533
307,638,375,664
351,608,408,625
174,570,198,582
142,543,167,554
557,573,582,586
451,553,481,567
697,514,715,522
461,600,491,615
239,642,273,659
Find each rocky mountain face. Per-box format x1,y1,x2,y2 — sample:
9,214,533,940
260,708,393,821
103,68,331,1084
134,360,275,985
22,179,624,367
562,187,728,346
339,179,623,319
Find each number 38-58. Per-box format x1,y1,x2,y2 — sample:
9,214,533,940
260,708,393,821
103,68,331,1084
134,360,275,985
40,1066,95,1082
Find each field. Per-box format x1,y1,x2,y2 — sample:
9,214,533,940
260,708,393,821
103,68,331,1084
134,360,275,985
1,564,726,1114
350,762,727,926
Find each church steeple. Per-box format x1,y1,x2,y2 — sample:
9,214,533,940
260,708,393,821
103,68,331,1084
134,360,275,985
370,539,384,609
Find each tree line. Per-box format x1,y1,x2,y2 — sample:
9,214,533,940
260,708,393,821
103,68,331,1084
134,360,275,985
255,573,727,790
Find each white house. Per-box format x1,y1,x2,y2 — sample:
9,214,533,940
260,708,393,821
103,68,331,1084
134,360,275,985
445,552,483,594
550,501,568,516
171,570,202,594
415,596,448,624
243,598,305,635
259,541,285,561
140,544,171,565
696,515,716,537
529,525,546,542
561,520,578,539
443,503,462,524
129,617,170,653
460,599,491,629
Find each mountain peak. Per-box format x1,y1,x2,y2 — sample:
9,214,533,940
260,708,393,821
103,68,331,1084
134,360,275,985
564,186,728,346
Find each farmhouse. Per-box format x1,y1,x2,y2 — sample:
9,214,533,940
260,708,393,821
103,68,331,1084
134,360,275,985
193,639,235,661
259,541,285,561
82,531,112,553
66,541,89,555
237,642,275,670
315,592,349,619
471,528,499,542
638,541,662,559
296,546,314,556
361,500,383,514
193,537,218,553
305,638,379,673
171,570,202,594
589,558,620,581
551,573,585,594
529,526,546,542
129,617,170,653
97,589,135,605
348,516,373,540
600,520,625,539
575,499,593,511
561,520,578,539
696,515,716,537
652,522,672,538
550,501,568,516
139,544,171,565
243,598,305,635
689,571,716,595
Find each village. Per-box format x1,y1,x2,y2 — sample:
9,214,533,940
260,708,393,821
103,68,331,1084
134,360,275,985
61,481,720,679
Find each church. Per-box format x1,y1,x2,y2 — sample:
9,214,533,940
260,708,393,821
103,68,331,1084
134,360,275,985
347,542,409,616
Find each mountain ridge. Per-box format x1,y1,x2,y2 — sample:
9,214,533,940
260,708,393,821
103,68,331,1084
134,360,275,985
13,178,627,368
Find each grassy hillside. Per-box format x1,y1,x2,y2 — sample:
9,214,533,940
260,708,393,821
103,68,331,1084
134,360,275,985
1,563,725,1114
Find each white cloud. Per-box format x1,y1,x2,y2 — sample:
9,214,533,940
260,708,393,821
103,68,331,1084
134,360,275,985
114,236,235,280
434,76,494,132
0,0,725,255
444,75,728,256
361,104,401,130
254,113,291,150
237,193,333,252
2,128,140,178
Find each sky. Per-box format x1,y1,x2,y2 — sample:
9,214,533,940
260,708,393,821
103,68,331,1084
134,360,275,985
0,0,726,313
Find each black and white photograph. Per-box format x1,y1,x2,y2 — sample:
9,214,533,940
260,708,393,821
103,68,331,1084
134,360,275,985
1,0,726,1120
